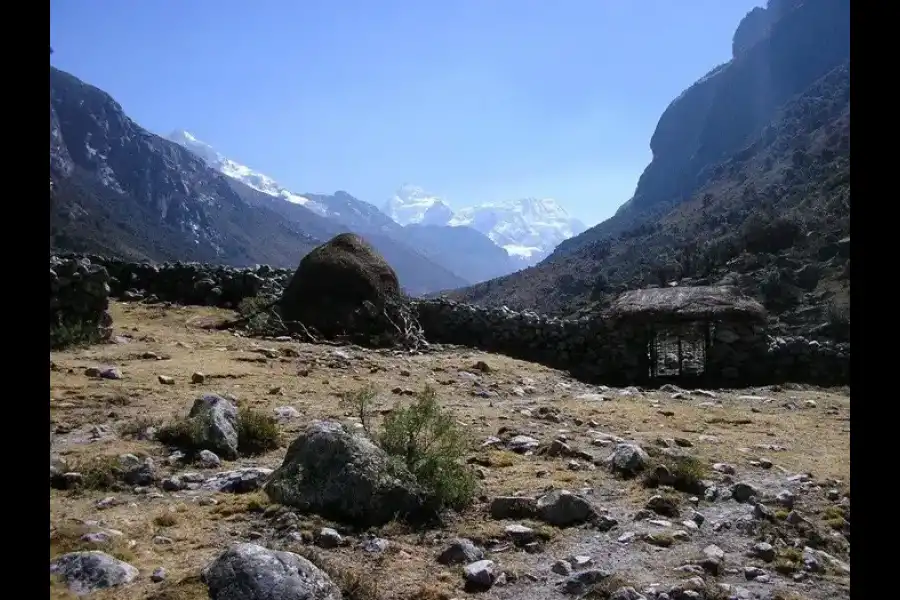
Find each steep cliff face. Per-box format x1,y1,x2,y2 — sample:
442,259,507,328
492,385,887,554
554,0,850,257
448,0,850,336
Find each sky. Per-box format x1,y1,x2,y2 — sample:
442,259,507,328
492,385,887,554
50,0,762,227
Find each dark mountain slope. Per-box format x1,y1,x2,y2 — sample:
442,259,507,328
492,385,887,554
48,66,468,294
400,224,518,284
448,0,850,336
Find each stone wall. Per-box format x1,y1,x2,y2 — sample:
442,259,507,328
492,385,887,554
50,256,112,347
48,254,849,386
52,253,292,308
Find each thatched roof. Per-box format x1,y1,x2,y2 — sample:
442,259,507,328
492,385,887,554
607,285,766,322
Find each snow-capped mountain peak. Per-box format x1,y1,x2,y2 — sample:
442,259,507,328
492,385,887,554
166,129,325,214
384,184,454,226
384,185,586,265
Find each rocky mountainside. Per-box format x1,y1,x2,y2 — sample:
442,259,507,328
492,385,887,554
384,185,586,267
166,131,516,284
449,0,850,339
48,66,470,294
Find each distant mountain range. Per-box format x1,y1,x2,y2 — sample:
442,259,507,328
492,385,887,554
384,185,586,266
48,65,587,293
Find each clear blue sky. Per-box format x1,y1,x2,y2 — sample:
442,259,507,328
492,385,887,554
50,0,761,226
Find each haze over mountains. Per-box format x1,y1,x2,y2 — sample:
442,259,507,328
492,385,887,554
49,67,588,293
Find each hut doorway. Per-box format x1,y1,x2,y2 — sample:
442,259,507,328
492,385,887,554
647,322,710,381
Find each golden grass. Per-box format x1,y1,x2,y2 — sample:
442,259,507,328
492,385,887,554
49,301,851,599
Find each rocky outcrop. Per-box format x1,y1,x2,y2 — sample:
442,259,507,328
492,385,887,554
50,256,112,347
265,420,432,526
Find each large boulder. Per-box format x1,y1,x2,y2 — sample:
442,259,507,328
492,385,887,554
264,420,431,526
187,394,240,459
278,233,401,339
202,543,341,600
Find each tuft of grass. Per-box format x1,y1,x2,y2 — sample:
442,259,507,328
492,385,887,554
379,385,478,512
774,547,804,574
293,547,381,600
50,522,135,563
118,416,162,438
582,574,637,599
70,455,123,491
153,512,179,527
212,491,272,517
237,408,282,456
642,453,709,494
156,417,206,453
146,576,208,600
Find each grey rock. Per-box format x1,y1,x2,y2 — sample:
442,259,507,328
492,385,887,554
438,538,484,565
558,569,612,595
264,420,429,526
202,543,340,600
187,394,240,459
536,489,598,526
202,468,273,493
50,551,138,595
606,443,649,475
490,495,538,520
463,560,496,589
315,528,342,549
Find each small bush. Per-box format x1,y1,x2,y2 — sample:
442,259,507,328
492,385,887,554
153,512,179,527
72,456,123,491
339,385,379,436
237,409,281,455
156,418,206,453
293,547,381,600
379,385,477,512
643,453,709,494
50,320,105,350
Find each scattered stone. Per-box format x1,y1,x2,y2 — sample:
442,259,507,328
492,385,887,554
197,450,222,469
150,567,166,582
158,375,175,385
202,543,340,600
559,569,612,595
700,544,725,575
748,542,775,562
316,528,343,549
646,495,680,517
50,551,139,595
536,489,598,526
191,372,206,384
438,539,484,566
606,443,649,475
463,560,496,590
552,560,573,576
731,482,757,503
507,435,541,453
490,496,538,520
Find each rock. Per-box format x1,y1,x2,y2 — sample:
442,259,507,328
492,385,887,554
119,454,156,486
490,496,538,520
198,450,222,469
186,394,240,459
438,538,484,565
700,544,725,575
606,443,649,475
463,560,496,590
749,542,775,562
507,435,540,453
274,406,300,419
264,420,430,526
191,372,206,384
552,560,572,576
151,567,167,582
536,489,598,526
158,375,175,385
646,495,680,517
50,551,138,595
559,569,612,595
202,468,273,493
504,524,535,544
730,482,757,503
202,543,340,600
315,528,343,549
610,587,647,600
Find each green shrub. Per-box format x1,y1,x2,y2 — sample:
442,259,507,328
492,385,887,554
643,453,709,494
379,385,477,511
50,320,104,350
237,408,281,455
339,385,379,436
156,418,206,453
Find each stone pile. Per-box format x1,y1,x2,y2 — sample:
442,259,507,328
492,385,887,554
49,256,112,346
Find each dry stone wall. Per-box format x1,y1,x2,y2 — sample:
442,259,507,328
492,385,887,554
50,256,113,346
49,255,849,386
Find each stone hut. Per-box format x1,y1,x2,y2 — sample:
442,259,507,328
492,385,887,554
604,285,768,385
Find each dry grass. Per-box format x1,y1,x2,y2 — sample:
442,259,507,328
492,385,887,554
49,301,851,599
